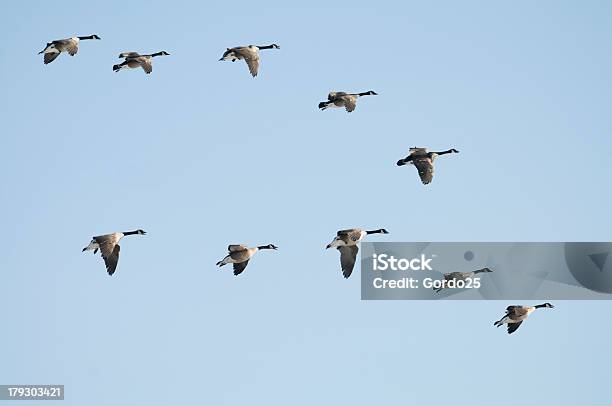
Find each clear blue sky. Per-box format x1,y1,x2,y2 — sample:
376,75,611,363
1,0,611,404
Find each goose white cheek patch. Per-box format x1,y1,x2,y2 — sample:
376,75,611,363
360,242,612,300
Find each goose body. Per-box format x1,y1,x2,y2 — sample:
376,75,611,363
216,244,278,276
113,51,170,74
39,34,101,64
318,90,377,112
433,267,493,293
396,147,459,184
326,228,389,278
494,303,554,334
82,229,146,276
219,44,280,77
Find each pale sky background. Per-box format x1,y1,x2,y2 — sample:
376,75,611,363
1,0,611,405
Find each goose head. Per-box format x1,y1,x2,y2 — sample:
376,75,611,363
159,51,170,56
366,228,389,235
366,90,378,95
136,229,147,235
261,244,278,250
540,302,554,308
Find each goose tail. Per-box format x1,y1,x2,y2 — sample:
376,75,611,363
494,317,507,327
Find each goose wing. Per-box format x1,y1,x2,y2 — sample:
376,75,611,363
413,157,434,184
507,321,523,334
223,46,247,60
44,52,61,64
120,51,140,58
337,229,361,242
506,305,527,316
338,245,359,278
328,91,346,101
244,55,260,77
56,38,78,56
137,57,153,74
444,272,467,281
228,244,248,253
409,147,427,156
233,260,250,276
93,234,121,276
102,245,121,276
340,95,357,112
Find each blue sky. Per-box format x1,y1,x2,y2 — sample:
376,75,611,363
1,0,611,404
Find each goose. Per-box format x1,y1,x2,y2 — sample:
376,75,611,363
318,91,378,112
219,44,280,77
396,147,459,185
113,51,170,74
494,303,554,334
216,244,278,276
326,228,389,278
38,34,101,64
82,229,146,276
433,267,493,293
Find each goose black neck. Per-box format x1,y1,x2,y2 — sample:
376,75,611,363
257,245,271,250
366,229,385,235
433,149,456,156
358,92,373,96
534,303,549,309
78,35,96,40
150,52,164,57
257,45,275,50
474,268,488,274
123,230,140,236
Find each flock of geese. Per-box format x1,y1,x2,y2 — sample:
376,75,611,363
41,33,553,335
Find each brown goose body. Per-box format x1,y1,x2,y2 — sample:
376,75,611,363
318,90,377,112
113,51,170,74
219,44,280,77
39,35,101,64
396,147,459,184
326,228,389,278
82,229,146,276
216,244,278,276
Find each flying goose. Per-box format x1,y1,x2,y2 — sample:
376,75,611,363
396,147,459,185
318,91,378,113
219,44,280,77
326,228,389,278
113,51,170,74
82,229,146,276
494,303,554,334
216,244,278,276
433,267,493,293
38,35,101,64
